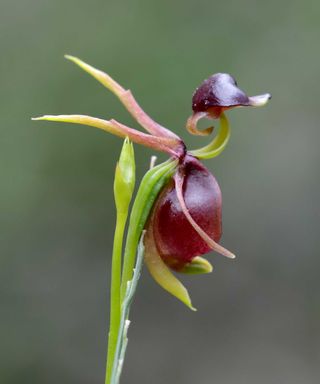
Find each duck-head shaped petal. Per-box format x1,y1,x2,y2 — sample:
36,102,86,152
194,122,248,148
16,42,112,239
188,73,271,135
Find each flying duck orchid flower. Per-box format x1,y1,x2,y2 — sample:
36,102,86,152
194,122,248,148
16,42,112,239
33,56,270,308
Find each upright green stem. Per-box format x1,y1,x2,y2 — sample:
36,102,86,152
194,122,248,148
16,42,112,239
105,138,135,384
105,211,128,384
105,156,176,384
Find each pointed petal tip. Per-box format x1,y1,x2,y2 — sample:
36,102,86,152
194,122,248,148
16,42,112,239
222,249,236,259
64,54,77,61
64,55,86,68
31,115,59,122
31,116,45,121
185,297,197,311
180,290,197,311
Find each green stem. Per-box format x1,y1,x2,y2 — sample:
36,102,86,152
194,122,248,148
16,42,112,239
110,235,145,384
105,211,128,384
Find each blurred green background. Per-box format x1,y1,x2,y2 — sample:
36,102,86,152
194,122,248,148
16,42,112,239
1,0,319,383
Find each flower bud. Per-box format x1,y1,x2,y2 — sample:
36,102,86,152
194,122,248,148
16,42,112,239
114,138,135,214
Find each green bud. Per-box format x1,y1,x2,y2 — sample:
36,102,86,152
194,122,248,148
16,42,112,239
114,138,136,213
179,256,213,274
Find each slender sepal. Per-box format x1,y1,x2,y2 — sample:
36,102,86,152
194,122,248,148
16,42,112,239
64,55,181,141
32,114,179,156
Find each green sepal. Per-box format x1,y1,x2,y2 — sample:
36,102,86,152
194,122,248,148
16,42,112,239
179,256,213,274
144,225,196,311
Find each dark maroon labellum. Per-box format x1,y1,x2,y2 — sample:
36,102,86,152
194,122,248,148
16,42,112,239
151,155,222,271
192,73,251,117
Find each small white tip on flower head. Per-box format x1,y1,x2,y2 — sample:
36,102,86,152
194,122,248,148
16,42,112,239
249,93,272,107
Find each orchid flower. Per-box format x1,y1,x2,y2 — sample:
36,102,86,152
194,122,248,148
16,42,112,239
33,56,270,309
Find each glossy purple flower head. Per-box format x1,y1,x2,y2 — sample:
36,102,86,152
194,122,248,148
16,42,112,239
193,73,271,115
187,73,271,135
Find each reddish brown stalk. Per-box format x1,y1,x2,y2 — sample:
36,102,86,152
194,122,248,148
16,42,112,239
33,114,184,157
120,90,181,140
186,111,214,136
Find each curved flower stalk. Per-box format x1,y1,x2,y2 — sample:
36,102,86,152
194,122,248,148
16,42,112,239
33,56,270,310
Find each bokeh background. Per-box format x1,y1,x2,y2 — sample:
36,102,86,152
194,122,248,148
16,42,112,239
1,0,319,383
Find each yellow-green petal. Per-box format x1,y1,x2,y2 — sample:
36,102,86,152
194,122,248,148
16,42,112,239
179,256,213,275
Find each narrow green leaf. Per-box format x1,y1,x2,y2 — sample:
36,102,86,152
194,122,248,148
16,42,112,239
120,159,178,301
